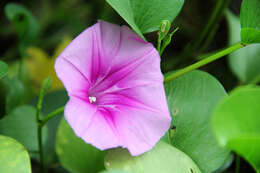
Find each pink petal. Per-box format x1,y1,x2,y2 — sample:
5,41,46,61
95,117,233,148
55,57,90,97
112,105,171,156
64,97,97,137
55,22,103,91
80,108,121,150
96,21,154,79
97,21,152,70
91,47,168,113
65,97,121,150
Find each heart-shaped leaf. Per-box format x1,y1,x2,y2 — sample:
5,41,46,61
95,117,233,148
0,106,47,152
106,0,184,38
100,171,129,173
56,118,105,173
0,77,25,114
105,141,201,173
164,70,230,172
0,135,31,173
212,86,260,172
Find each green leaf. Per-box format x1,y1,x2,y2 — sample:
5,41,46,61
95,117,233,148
106,0,184,38
227,11,260,83
240,0,260,44
0,77,25,114
0,135,31,173
100,171,129,173
164,70,230,173
56,118,105,173
5,3,39,48
105,141,201,173
0,105,47,152
0,61,8,79
212,86,260,172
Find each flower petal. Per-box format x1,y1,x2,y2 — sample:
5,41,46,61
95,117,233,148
55,57,90,97
92,49,168,113
55,22,101,91
80,108,122,150
112,106,171,156
99,21,153,70
64,97,97,137
90,21,154,86
65,97,121,150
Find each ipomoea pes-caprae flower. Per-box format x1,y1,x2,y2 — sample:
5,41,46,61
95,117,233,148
55,20,171,156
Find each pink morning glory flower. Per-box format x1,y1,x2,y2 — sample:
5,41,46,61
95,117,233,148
55,20,171,156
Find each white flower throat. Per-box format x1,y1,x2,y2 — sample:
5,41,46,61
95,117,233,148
89,96,97,104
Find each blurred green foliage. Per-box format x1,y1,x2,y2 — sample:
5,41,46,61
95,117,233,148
0,135,31,173
212,86,260,172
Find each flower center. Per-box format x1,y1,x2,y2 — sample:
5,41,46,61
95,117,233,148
88,96,97,104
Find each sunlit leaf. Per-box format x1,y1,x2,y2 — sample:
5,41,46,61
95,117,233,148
100,171,129,173
24,37,71,91
0,135,31,173
105,142,201,173
212,86,260,172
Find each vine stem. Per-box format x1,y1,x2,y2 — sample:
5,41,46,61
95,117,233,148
164,42,246,83
41,106,65,127
36,105,64,172
37,126,44,171
36,95,45,171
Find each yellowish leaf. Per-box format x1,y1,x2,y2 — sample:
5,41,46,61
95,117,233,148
24,36,72,92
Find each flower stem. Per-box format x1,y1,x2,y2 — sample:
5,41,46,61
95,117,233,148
41,106,65,127
36,105,64,172
36,77,52,171
164,42,246,83
36,94,45,171
37,125,44,171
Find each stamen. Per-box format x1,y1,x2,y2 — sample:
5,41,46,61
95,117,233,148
89,96,97,104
